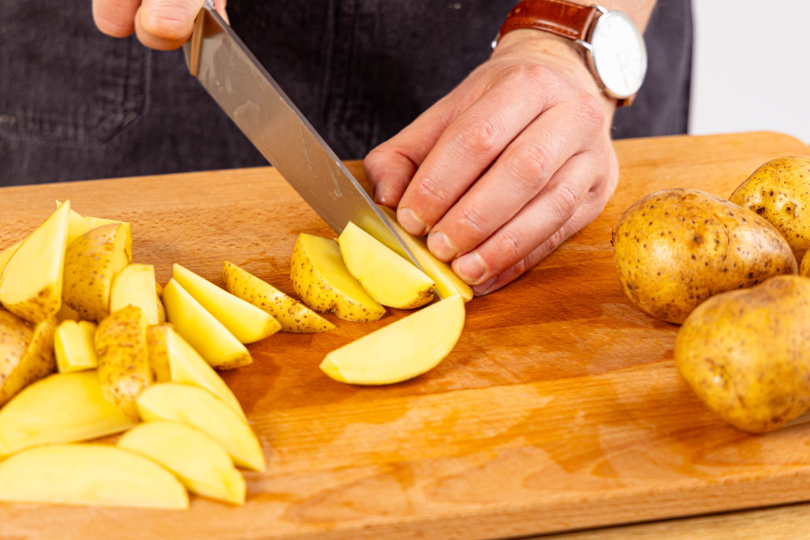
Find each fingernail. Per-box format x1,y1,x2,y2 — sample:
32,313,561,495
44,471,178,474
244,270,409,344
398,207,427,236
427,231,457,260
454,252,488,284
473,277,497,296
374,183,387,203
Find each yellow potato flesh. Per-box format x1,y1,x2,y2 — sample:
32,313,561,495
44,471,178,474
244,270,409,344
223,261,335,333
291,234,385,322
162,279,252,370
95,306,153,420
339,222,435,309
173,264,281,344
55,320,98,373
66,208,94,246
137,383,265,471
84,216,133,261
0,241,22,277
0,444,188,509
118,421,245,505
801,252,810,277
320,295,465,385
147,325,245,419
0,371,135,456
0,202,70,323
62,223,129,322
110,263,160,325
0,317,57,406
378,206,473,302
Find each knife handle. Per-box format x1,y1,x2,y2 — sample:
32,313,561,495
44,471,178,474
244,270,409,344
188,10,206,77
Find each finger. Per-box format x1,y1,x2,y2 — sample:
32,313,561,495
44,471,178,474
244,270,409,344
213,0,229,24
473,184,610,296
135,0,204,50
426,95,603,261
451,151,605,286
93,0,142,37
396,66,562,236
364,98,458,209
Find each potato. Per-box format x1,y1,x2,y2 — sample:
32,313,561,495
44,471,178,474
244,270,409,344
0,371,135,457
118,421,245,505
339,222,435,309
675,276,810,433
0,241,22,277
0,310,34,405
379,206,473,301
321,295,464,385
223,262,335,333
62,223,129,321
156,281,167,323
291,234,385,322
110,264,161,325
83,216,133,261
612,188,797,324
0,316,57,406
55,320,98,373
802,252,810,277
95,306,153,420
0,202,70,324
137,383,265,471
0,444,188,509
173,263,281,343
162,279,252,370
729,157,810,263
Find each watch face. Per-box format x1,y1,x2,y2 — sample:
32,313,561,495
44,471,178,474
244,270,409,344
589,11,647,99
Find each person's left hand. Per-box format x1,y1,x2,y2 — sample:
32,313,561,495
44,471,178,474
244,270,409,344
364,30,620,296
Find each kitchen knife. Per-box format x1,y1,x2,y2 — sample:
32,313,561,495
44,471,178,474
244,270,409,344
182,0,423,271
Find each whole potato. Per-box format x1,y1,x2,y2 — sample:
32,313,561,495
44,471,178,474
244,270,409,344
675,276,810,433
729,157,810,263
612,188,797,324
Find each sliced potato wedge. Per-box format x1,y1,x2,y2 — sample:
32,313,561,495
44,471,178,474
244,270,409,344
55,320,98,373
110,263,161,325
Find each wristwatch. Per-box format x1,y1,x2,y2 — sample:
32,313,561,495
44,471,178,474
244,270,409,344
493,0,647,107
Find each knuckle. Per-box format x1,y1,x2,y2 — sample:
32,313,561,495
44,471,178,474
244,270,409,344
457,202,489,237
507,64,555,86
416,176,451,205
455,116,504,155
505,143,553,193
550,181,581,220
574,92,606,129
140,4,192,41
493,229,526,267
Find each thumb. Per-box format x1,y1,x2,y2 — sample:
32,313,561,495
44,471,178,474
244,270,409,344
134,0,205,50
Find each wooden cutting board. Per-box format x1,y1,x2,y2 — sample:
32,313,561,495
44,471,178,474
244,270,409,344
0,131,809,540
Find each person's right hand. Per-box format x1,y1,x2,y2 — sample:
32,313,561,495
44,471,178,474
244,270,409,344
92,0,228,50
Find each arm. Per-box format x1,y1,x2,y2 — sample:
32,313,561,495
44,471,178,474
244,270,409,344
365,0,656,296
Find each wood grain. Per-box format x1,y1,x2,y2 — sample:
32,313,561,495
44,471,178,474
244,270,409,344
0,132,809,540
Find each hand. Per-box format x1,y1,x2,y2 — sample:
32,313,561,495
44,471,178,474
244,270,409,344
92,0,229,50
364,30,620,296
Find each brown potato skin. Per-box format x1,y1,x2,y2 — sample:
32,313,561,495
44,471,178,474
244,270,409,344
675,276,810,433
612,188,797,324
729,157,810,263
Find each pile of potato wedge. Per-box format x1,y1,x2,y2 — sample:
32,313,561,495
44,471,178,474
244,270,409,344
0,199,471,510
612,156,810,434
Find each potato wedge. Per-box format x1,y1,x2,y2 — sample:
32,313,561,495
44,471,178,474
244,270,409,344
0,371,135,456
223,262,335,333
162,279,252,370
0,316,57,406
378,206,473,302
0,202,70,323
339,222,435,309
173,264,281,343
0,444,188,509
0,310,35,404
321,295,464,385
62,223,129,321
95,306,153,420
137,383,265,471
55,320,98,373
55,302,80,322
119,421,245,505
156,282,167,323
0,241,22,277
84,216,133,261
802,252,810,277
66,208,94,246
110,264,161,325
147,325,245,419
291,234,385,322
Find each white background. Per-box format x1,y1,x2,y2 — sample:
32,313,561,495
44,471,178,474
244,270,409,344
690,1,810,142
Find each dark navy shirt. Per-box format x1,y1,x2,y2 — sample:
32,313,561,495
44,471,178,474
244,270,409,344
0,0,692,185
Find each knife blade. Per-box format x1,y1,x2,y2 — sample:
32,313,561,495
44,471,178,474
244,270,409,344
182,1,424,273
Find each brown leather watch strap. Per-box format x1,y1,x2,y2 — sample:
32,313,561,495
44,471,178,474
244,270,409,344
498,0,598,42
